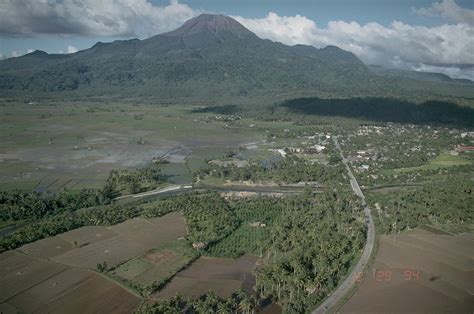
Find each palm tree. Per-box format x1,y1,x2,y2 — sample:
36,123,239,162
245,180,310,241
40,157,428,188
203,291,220,310
192,298,210,313
238,297,252,314
216,300,232,314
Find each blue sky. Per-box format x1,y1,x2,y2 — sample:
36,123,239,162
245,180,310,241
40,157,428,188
1,0,473,79
175,0,470,26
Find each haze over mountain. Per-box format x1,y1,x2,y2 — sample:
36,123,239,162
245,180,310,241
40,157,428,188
0,14,471,100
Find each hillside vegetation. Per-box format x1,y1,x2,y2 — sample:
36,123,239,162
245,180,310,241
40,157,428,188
0,14,472,102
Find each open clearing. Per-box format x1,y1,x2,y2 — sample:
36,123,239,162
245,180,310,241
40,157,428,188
153,254,258,299
341,228,474,313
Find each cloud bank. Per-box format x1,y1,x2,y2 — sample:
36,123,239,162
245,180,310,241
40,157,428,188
0,0,198,38
413,0,474,25
0,0,472,79
234,11,474,79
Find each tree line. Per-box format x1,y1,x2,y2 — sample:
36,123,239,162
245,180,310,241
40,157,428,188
197,155,345,185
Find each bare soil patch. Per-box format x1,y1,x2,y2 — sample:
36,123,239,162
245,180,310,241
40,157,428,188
341,228,474,313
18,236,73,259
0,302,19,314
155,276,243,299
34,273,140,314
0,251,66,302
112,216,185,249
1,254,139,313
41,213,187,269
58,225,118,247
8,268,94,312
51,235,145,270
153,254,258,299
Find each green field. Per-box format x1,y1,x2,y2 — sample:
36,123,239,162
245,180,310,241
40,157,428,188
206,198,286,257
110,240,197,294
384,153,471,175
206,224,268,257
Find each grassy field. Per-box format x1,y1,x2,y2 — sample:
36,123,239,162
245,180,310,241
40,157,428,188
384,153,472,175
111,240,197,293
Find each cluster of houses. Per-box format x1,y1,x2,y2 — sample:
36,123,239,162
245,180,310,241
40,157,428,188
346,124,474,177
270,144,327,158
249,221,266,228
451,145,474,155
269,133,331,158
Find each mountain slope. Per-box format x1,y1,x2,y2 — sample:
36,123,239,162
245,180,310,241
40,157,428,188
0,14,471,100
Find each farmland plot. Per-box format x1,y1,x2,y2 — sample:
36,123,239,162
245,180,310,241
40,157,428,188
154,254,258,299
51,235,145,269
11,270,140,314
37,274,139,314
0,212,189,313
28,212,188,270
341,228,474,313
18,236,73,259
112,240,196,288
58,225,118,246
111,213,186,249
0,251,66,302
7,268,94,312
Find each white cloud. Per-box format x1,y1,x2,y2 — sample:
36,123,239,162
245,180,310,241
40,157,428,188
11,50,21,57
413,0,474,25
234,12,318,46
234,12,474,80
0,0,199,38
27,48,34,53
67,45,78,54
414,63,474,80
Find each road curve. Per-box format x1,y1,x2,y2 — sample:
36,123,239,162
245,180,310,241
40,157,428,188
312,137,375,314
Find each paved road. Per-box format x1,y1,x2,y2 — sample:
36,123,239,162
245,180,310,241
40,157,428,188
116,183,326,201
115,184,193,200
312,137,375,314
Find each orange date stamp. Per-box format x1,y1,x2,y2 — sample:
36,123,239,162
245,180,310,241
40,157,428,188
373,269,420,281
